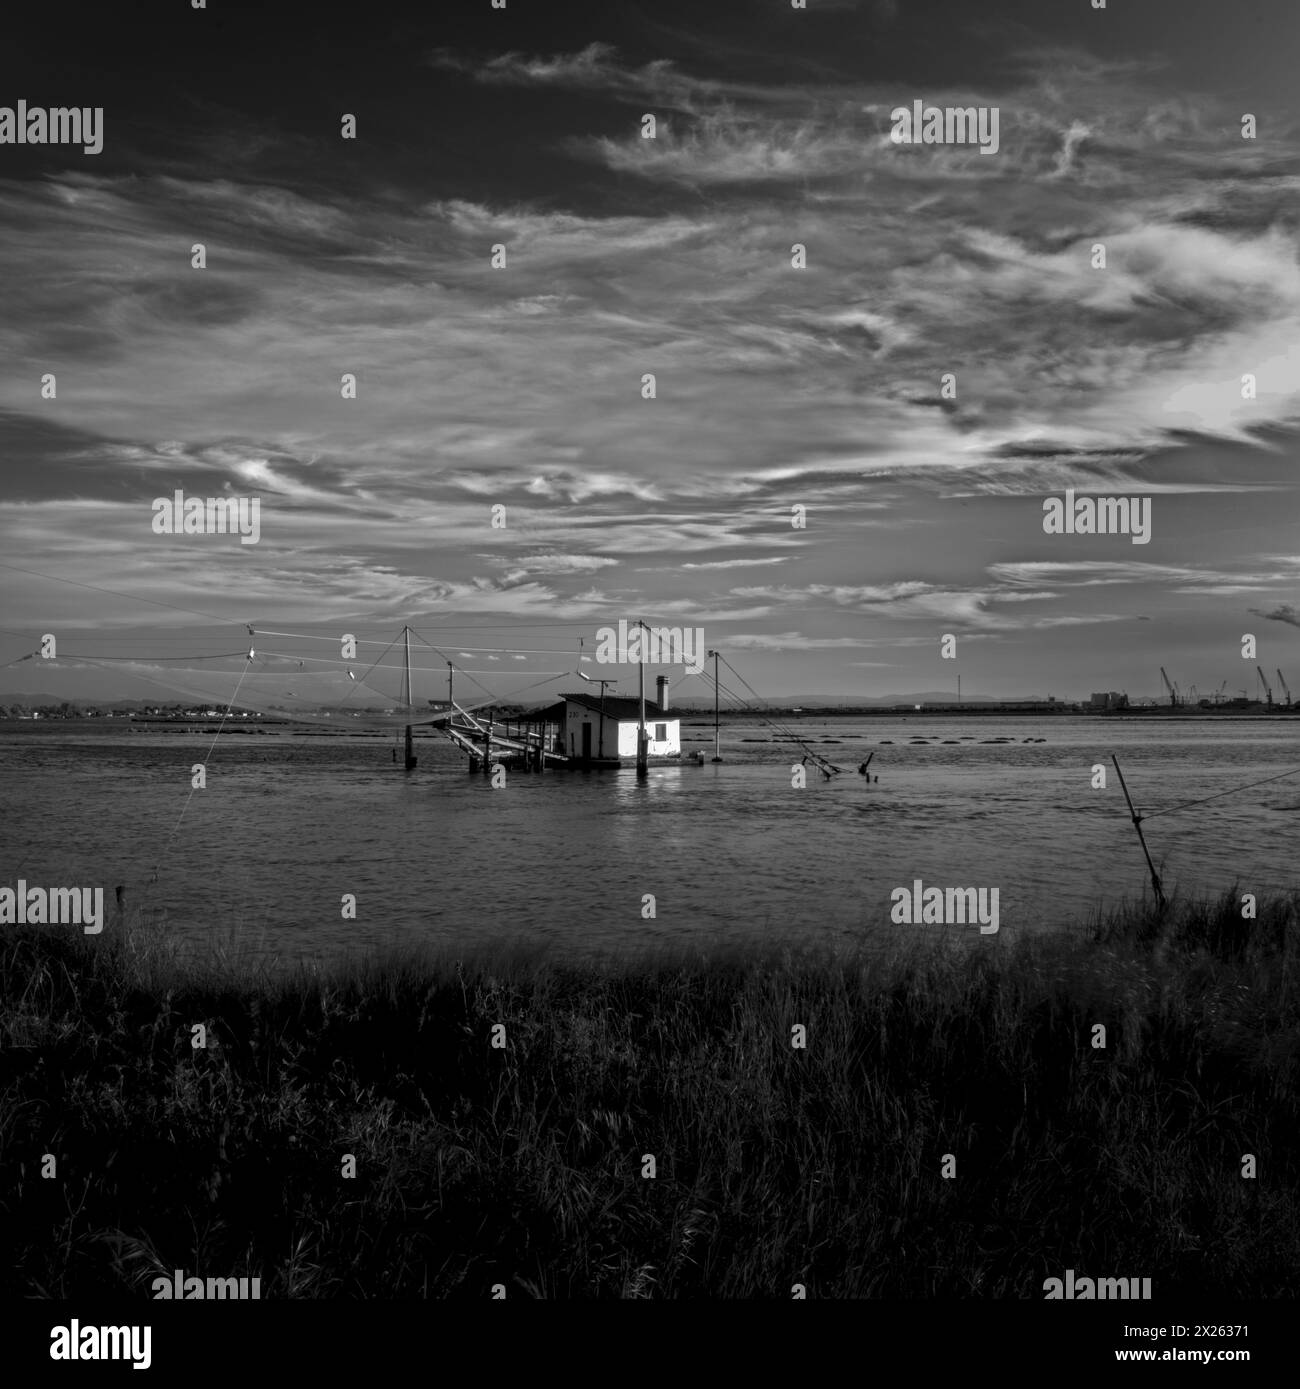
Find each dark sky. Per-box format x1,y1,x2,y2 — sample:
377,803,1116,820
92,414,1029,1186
2,0,1299,704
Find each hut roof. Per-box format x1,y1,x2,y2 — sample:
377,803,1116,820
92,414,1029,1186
520,692,673,721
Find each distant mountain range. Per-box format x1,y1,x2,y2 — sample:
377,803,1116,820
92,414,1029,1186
661,692,1062,709
0,692,71,706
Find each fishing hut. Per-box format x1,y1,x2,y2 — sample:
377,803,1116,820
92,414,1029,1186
519,686,681,768
390,622,681,774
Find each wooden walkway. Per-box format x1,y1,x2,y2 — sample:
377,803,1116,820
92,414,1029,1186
441,702,569,771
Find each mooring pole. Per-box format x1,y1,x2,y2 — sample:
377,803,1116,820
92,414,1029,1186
709,648,722,762
636,619,648,779
1111,755,1166,910
403,625,417,770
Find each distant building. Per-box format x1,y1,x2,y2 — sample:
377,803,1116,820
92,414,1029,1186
1089,692,1129,710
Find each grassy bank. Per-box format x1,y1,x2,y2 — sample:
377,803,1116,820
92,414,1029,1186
2,891,1298,1298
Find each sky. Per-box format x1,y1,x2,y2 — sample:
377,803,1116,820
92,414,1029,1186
2,0,1299,706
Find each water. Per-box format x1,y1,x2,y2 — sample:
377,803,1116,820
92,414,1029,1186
2,715,1297,965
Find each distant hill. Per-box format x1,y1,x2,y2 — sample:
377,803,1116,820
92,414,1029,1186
0,695,183,710
0,694,425,713
0,692,70,707
0,695,270,712
661,692,1057,709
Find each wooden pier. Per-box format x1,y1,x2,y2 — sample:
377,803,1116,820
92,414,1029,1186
442,702,568,773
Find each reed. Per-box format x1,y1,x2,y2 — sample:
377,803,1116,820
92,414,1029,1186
2,887,1297,1298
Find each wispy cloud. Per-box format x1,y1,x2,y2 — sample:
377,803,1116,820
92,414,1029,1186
4,12,1300,698
1249,604,1300,630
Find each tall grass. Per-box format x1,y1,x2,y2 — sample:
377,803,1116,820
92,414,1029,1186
2,888,1298,1297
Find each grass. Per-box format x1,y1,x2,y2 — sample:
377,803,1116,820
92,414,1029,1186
2,887,1298,1298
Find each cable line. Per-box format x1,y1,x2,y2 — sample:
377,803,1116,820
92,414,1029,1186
1142,766,1300,822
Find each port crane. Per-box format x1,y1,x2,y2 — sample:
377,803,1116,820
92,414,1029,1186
1257,665,1273,708
1277,669,1292,709
1159,667,1179,707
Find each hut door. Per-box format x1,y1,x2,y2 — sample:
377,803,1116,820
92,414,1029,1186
582,723,592,760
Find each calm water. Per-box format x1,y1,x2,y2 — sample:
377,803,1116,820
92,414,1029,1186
2,716,1298,964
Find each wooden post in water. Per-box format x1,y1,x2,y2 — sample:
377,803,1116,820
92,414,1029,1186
708,648,722,761
636,619,648,779
1111,755,1166,911
402,625,417,770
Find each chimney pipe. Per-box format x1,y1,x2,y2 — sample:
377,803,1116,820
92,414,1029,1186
656,674,669,711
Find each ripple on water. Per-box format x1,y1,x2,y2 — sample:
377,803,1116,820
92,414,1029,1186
0,719,1295,963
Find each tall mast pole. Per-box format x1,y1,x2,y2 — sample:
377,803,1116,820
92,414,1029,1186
637,619,648,779
403,625,416,770
709,648,722,761
577,671,616,762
